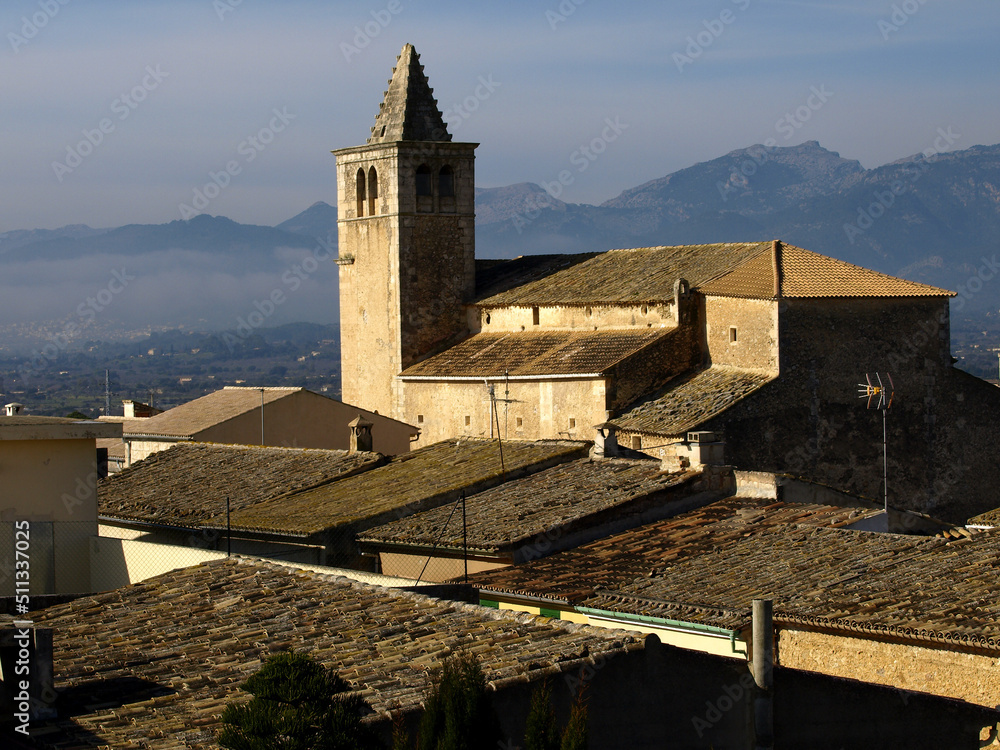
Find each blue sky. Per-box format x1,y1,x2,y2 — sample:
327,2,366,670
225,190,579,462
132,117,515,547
2,0,998,231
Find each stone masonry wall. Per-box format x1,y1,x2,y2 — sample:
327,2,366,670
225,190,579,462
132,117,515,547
704,295,779,370
474,302,674,333
703,296,1000,522
778,626,1000,709
400,378,607,447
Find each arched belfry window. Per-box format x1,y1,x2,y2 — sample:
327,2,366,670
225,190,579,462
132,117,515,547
367,166,378,216
416,164,432,197
439,165,455,198
356,168,366,217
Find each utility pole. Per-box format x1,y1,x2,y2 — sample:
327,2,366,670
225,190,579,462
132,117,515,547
105,370,111,416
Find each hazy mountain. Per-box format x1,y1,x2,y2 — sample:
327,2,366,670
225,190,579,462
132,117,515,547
4,140,999,350
474,141,1000,305
0,215,337,337
275,201,339,246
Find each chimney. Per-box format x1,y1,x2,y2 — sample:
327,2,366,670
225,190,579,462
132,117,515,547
593,423,619,458
4,403,24,416
349,415,374,453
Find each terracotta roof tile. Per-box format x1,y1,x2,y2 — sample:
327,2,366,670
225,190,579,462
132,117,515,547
585,524,1000,650
472,497,882,605
359,458,698,554
700,243,954,299
611,366,776,437
27,557,646,749
98,443,384,528
400,329,673,379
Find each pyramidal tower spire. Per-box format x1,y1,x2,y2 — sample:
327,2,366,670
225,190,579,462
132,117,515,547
333,44,477,421
368,43,451,144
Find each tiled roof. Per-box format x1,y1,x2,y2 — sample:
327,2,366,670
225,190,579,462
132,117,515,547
586,524,1000,651
967,507,1000,527
27,557,646,749
399,329,673,379
227,438,590,536
700,243,954,299
123,386,302,438
98,443,384,528
476,243,770,307
358,458,698,554
611,366,776,437
474,242,952,308
474,254,600,301
472,497,882,605
367,44,450,143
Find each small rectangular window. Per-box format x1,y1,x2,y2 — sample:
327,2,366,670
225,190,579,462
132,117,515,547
729,326,738,343
631,436,642,450
516,417,523,428
532,307,540,326
569,418,576,429
465,415,471,426
417,414,424,424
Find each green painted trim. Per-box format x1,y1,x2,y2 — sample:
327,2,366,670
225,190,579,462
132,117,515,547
576,605,742,640
539,607,561,619
479,599,500,609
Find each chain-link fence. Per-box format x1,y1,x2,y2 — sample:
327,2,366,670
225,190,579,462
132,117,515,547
0,520,459,609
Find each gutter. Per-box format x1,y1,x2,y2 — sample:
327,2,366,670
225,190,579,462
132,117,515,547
576,605,746,656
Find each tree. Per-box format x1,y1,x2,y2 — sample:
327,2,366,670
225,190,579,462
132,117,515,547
416,652,502,750
524,681,560,750
218,650,382,750
524,681,588,750
558,698,588,750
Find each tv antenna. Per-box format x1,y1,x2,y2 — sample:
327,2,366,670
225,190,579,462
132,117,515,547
857,372,894,513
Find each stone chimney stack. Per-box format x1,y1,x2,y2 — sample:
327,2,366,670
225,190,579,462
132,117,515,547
592,423,619,458
349,415,374,453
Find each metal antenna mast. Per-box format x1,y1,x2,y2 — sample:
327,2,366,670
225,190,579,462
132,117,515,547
857,372,895,513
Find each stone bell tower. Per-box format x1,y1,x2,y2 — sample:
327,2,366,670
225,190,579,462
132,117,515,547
333,43,477,420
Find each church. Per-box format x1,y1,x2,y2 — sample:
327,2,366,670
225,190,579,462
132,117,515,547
334,44,1000,525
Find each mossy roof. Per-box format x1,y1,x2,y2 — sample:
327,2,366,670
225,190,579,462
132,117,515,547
359,458,697,554
226,438,589,536
98,443,384,528
611,366,777,437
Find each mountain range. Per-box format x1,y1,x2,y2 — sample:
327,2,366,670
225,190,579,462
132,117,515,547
2,140,998,348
